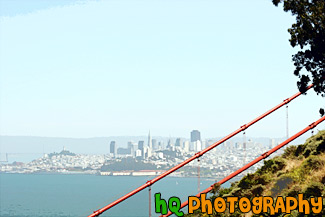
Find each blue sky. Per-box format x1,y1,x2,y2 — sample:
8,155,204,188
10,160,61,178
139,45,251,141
0,0,324,138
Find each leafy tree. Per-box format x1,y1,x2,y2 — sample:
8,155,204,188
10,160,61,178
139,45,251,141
272,0,324,98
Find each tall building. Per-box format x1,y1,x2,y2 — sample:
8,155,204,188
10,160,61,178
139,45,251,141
110,141,116,157
128,141,138,157
196,140,202,151
269,138,276,149
191,130,201,142
183,141,190,152
138,141,145,158
201,140,207,150
145,146,152,159
167,139,173,149
148,131,152,149
158,141,164,150
135,149,142,157
152,139,157,150
175,138,182,147
138,141,144,150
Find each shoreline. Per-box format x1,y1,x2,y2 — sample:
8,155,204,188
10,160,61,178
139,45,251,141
0,171,244,181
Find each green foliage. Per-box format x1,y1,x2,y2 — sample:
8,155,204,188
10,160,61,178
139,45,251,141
211,182,234,198
217,187,232,197
294,144,306,157
303,181,325,197
229,187,242,197
282,145,297,159
237,173,257,189
257,157,286,174
294,131,325,158
251,184,265,196
321,175,325,184
48,150,76,157
285,185,302,197
256,175,269,185
301,155,324,171
100,157,157,171
273,0,325,96
211,183,221,195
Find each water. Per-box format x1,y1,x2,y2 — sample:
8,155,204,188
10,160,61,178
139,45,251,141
0,174,233,217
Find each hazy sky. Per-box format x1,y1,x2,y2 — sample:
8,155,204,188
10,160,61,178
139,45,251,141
0,0,324,139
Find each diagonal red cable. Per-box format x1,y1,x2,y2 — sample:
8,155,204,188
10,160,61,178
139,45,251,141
88,85,313,217
161,115,325,217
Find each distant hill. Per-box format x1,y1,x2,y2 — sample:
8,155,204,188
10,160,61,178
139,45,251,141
0,135,175,162
0,135,146,154
185,130,325,216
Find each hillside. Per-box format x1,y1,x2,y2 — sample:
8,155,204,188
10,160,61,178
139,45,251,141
186,130,325,217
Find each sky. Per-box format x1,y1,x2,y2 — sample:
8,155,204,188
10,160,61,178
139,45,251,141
0,0,324,139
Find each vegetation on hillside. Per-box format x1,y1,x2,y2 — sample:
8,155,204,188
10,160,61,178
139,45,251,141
100,157,159,171
48,150,76,157
185,130,325,217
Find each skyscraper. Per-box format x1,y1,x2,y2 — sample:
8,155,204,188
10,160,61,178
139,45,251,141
175,138,182,147
128,141,138,157
138,140,144,158
183,141,190,152
110,141,116,157
191,130,201,142
167,139,173,149
148,131,152,149
152,139,157,150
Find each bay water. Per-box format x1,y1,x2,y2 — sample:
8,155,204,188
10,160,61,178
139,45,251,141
1,174,233,217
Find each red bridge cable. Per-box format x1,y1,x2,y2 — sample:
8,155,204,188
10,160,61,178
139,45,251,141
88,85,313,217
161,115,325,217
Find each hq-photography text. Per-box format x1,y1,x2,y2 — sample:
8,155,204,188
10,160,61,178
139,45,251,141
155,193,323,216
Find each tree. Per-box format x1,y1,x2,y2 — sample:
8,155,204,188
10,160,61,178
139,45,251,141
272,0,324,97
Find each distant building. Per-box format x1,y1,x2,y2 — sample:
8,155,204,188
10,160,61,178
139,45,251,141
148,131,152,149
135,149,142,157
225,141,233,149
152,139,157,150
196,140,202,151
175,138,182,147
128,142,138,157
138,141,145,158
117,147,130,155
191,130,201,142
157,152,164,159
110,141,116,157
138,141,144,150
201,140,207,150
269,138,276,149
158,141,164,150
167,139,173,150
183,141,190,152
190,141,196,151
144,146,152,159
